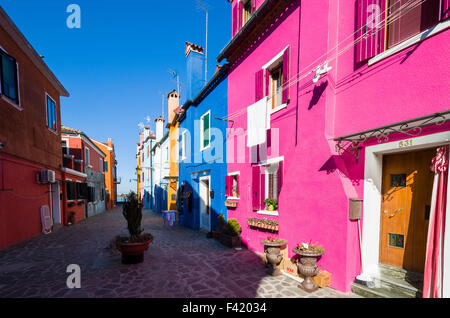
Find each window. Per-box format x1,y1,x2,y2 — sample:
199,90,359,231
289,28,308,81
99,158,104,172
243,0,253,25
0,49,19,105
258,46,290,108
85,147,90,166
264,164,279,201
269,66,283,110
387,0,440,49
88,186,95,203
66,181,77,201
356,0,448,63
200,111,211,150
252,160,283,213
76,182,88,200
226,173,240,198
181,131,187,160
46,95,57,131
62,140,69,155
147,146,149,158
104,160,108,172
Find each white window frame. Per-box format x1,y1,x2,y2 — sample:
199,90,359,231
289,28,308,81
62,138,69,155
181,130,187,160
227,171,240,200
200,110,211,151
256,156,283,216
262,45,289,115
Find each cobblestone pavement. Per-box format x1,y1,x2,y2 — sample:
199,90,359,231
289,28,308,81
0,208,360,298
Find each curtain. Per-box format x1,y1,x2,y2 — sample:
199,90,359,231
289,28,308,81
423,146,449,298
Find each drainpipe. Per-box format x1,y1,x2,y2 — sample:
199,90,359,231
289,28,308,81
62,170,67,226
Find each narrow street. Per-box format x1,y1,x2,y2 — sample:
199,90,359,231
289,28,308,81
0,208,358,298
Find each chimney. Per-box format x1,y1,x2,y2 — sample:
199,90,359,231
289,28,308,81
155,116,165,142
108,137,112,147
167,90,180,124
185,41,205,101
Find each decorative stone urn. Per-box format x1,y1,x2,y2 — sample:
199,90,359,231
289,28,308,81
292,247,323,293
261,239,286,276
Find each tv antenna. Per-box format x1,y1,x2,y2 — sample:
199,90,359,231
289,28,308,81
158,90,165,120
168,69,181,96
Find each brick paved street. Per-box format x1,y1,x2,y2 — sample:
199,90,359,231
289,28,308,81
0,208,360,298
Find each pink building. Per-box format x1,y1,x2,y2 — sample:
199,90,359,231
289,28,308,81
220,0,449,296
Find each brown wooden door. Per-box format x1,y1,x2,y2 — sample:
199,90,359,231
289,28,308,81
379,148,435,273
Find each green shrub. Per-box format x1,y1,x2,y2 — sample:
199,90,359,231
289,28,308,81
224,218,241,237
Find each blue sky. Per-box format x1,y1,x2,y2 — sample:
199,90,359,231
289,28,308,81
1,0,231,194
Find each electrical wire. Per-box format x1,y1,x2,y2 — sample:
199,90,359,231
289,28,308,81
218,0,428,121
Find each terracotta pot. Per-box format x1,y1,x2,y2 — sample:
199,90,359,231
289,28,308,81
212,230,220,241
119,237,153,264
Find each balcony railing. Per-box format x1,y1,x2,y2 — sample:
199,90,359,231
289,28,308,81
114,177,121,184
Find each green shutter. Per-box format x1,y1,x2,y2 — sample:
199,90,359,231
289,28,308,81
203,113,210,148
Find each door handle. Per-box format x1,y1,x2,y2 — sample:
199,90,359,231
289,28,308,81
384,208,403,218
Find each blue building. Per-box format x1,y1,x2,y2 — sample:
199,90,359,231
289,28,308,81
177,42,229,232
142,127,156,210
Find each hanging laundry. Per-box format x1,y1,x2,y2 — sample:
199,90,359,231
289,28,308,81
247,97,269,147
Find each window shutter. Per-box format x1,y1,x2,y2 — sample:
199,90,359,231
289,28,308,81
236,175,240,197
225,175,231,197
238,1,244,30
255,69,264,102
232,3,238,36
251,0,257,13
277,160,283,195
282,48,290,104
265,69,270,97
252,166,260,210
260,167,265,210
443,0,450,20
356,0,386,63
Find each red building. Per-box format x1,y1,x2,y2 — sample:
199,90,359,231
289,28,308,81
61,126,107,221
0,6,69,249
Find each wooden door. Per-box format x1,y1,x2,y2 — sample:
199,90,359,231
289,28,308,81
379,148,435,273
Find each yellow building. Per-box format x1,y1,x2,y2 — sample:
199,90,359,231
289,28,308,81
166,90,181,210
92,138,120,210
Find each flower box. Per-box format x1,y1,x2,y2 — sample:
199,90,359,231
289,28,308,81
224,200,238,208
247,218,279,232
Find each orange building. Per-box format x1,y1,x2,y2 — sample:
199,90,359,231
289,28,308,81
92,138,119,210
166,90,181,210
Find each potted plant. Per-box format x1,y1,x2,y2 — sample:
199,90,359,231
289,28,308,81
264,198,278,211
261,237,287,276
114,192,153,264
292,241,325,293
218,218,242,248
232,188,238,197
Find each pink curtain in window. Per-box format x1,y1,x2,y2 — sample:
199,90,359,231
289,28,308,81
423,146,449,298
